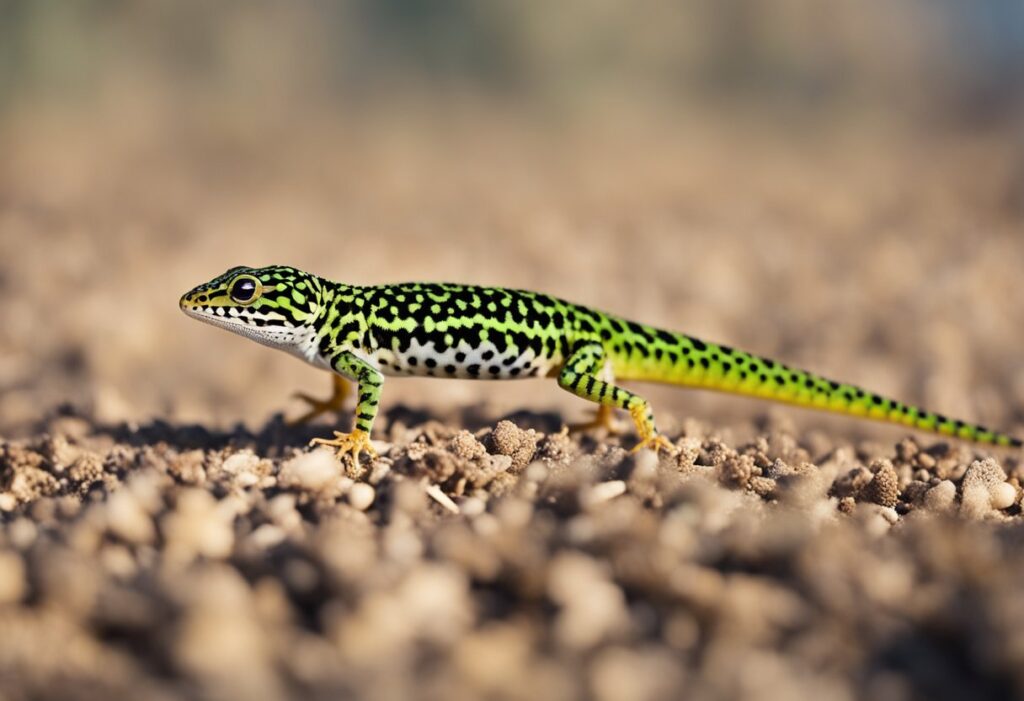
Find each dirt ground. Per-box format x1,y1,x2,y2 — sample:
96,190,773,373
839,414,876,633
3,105,1024,700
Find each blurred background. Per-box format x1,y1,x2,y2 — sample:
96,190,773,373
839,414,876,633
2,0,1024,440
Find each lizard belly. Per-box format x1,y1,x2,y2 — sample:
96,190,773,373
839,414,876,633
372,340,556,380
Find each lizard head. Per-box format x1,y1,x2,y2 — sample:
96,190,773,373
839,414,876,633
180,265,322,351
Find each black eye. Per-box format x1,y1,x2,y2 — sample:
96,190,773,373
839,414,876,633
230,277,258,303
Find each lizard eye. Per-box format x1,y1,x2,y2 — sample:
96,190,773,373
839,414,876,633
229,276,262,304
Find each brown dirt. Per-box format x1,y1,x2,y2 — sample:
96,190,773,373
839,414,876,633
3,107,1024,700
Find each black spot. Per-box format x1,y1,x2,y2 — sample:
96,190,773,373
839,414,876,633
872,395,883,405
467,364,481,376
699,358,710,369
425,358,437,368
489,366,501,375
455,352,466,362
482,350,494,361
656,329,676,345
444,364,456,374
408,357,418,367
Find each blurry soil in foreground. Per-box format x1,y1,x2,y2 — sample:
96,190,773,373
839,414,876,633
3,109,1024,700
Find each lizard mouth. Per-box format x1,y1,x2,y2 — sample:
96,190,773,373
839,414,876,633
180,297,306,350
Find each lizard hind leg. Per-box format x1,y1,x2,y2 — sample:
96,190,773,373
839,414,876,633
568,404,621,435
557,342,675,455
289,374,351,425
568,358,622,434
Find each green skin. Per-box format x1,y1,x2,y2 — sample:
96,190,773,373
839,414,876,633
180,265,1022,455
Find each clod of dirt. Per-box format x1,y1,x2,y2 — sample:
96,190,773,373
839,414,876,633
483,420,539,472
923,479,957,513
862,460,900,508
720,454,755,489
961,457,1007,490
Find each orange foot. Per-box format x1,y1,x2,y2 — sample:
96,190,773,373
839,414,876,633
289,375,350,426
631,433,675,455
309,428,378,463
569,405,621,435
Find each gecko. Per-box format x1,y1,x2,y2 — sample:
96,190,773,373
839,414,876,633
179,265,1022,461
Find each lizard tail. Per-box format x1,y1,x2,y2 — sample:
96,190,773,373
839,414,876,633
621,328,1022,448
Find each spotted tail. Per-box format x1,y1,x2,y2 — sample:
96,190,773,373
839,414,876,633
618,327,1022,448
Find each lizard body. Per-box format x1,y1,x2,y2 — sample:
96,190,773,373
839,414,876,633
180,265,1022,459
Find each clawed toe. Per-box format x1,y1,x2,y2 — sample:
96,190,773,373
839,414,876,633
309,429,377,463
631,433,675,455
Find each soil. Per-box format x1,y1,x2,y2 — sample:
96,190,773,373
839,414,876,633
2,108,1024,700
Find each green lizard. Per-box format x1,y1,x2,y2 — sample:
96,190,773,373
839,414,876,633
180,265,1022,460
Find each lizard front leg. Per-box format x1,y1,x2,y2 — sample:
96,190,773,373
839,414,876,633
309,351,383,464
557,342,674,454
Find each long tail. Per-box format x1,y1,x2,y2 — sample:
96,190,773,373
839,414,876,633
623,327,1021,448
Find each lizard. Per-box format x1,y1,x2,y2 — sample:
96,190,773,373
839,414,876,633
179,265,1022,461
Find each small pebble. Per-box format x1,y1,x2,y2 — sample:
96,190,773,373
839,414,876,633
248,524,287,550
459,496,486,517
8,518,37,550
106,489,155,545
989,482,1017,510
222,451,260,475
582,481,627,509
280,450,341,492
348,483,376,511
426,484,460,514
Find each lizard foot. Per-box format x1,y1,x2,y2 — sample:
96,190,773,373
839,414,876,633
289,375,350,425
631,433,675,455
309,429,377,463
568,405,621,435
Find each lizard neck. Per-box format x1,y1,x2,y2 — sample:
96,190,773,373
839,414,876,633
310,280,368,368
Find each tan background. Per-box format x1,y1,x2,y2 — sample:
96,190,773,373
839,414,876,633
2,1,1023,442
